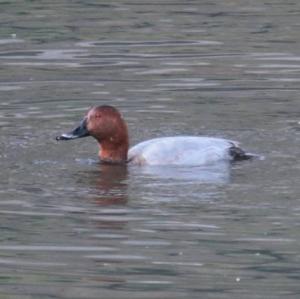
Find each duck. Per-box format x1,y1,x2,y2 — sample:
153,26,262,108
56,105,252,165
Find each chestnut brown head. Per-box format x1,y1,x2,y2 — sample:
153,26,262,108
56,105,129,163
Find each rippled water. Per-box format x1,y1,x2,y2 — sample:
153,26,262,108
1,1,300,298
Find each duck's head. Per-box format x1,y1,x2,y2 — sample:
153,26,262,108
56,105,129,163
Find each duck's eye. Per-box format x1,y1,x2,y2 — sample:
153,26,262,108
95,114,102,119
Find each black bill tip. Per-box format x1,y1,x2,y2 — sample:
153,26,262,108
56,135,69,141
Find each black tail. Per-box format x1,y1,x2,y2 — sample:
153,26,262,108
229,146,255,161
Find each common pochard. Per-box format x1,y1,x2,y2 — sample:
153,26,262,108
56,105,252,165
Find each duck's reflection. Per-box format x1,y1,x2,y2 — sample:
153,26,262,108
78,160,231,208
132,161,231,184
79,163,128,206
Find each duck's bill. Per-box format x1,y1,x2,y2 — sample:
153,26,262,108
56,119,89,141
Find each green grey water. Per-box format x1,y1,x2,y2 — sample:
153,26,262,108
0,1,300,298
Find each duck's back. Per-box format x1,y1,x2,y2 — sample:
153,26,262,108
128,136,238,166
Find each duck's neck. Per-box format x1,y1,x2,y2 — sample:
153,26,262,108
98,138,129,164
